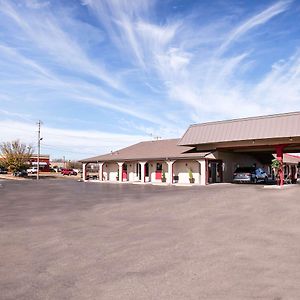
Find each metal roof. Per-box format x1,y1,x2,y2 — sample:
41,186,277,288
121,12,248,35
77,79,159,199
178,111,300,146
282,154,300,164
80,139,209,163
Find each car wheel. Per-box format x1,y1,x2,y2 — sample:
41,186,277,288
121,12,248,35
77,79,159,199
264,177,268,184
253,177,258,184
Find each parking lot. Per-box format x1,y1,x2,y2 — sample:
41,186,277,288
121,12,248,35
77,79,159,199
1,180,300,299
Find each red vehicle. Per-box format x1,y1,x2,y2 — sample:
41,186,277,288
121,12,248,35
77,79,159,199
61,168,77,176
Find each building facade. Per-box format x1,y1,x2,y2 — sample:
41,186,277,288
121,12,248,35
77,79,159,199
81,111,300,185
29,154,50,172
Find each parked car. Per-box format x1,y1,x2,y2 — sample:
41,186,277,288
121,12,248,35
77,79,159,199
0,168,8,174
27,167,37,174
13,170,28,177
61,168,77,176
233,167,268,183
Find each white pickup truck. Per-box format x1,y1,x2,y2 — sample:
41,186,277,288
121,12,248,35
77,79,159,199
27,167,37,174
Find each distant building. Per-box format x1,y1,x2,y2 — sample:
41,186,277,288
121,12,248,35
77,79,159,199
50,161,65,168
29,154,50,172
0,154,50,172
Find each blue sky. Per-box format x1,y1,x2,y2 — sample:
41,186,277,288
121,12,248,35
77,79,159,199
0,0,300,159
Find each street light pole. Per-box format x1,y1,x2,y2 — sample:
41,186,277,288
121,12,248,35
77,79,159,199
37,120,42,180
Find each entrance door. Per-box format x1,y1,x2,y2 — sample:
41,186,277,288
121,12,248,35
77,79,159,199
145,163,149,177
155,163,162,180
122,163,127,181
136,163,141,180
208,160,223,183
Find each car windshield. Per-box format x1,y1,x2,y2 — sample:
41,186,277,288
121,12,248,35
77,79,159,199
234,167,255,173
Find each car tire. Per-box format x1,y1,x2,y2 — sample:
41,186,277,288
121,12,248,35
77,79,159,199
253,177,258,184
264,177,268,184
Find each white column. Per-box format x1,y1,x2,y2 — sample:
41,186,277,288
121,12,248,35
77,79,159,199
98,162,104,181
197,159,206,186
167,160,175,184
82,163,87,181
139,161,147,183
117,162,123,182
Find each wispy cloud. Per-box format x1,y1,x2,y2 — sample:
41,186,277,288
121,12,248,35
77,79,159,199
0,120,148,159
0,0,299,158
217,0,293,55
0,0,122,90
0,109,31,120
83,0,154,69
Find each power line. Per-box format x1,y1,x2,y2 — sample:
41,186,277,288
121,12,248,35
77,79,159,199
42,143,97,156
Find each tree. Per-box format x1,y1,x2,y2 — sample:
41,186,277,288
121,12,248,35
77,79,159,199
0,140,33,172
67,160,82,169
271,158,283,185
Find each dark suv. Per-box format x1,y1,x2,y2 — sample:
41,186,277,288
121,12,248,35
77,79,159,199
233,167,268,183
13,170,28,177
0,168,8,174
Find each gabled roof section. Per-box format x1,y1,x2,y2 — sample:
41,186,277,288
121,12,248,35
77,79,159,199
80,139,210,163
178,111,300,146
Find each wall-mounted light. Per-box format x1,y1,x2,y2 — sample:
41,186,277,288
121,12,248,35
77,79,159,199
289,137,293,141
252,140,255,144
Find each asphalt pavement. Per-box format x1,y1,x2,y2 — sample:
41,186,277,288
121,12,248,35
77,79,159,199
1,180,300,300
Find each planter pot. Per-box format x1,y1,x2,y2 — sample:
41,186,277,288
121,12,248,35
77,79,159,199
173,175,179,183
161,178,167,183
189,178,195,184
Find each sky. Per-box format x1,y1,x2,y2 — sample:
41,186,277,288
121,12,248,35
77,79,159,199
0,0,300,160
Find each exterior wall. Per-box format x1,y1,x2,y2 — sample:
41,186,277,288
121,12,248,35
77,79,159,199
148,162,156,182
213,151,264,182
127,163,136,182
149,161,166,183
100,160,204,184
150,162,156,182
87,152,270,185
173,160,200,184
103,162,118,181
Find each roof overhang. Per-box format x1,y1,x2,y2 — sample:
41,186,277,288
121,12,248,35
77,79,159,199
194,137,300,153
80,153,211,164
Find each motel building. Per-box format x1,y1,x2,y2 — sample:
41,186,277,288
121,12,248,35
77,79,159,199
80,112,300,186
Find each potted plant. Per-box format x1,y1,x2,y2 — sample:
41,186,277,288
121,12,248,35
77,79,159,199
161,170,166,182
188,169,195,184
271,158,282,185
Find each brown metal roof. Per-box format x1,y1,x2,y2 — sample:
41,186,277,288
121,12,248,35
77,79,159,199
282,154,300,164
80,139,210,163
178,111,300,146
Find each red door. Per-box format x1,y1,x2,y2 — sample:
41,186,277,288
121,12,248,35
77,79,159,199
155,170,162,180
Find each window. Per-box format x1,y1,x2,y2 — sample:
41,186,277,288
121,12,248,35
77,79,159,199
156,163,162,171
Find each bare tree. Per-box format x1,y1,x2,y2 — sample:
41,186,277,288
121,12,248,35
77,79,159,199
0,140,33,172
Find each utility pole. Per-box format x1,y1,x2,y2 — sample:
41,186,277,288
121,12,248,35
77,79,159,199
37,120,42,180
